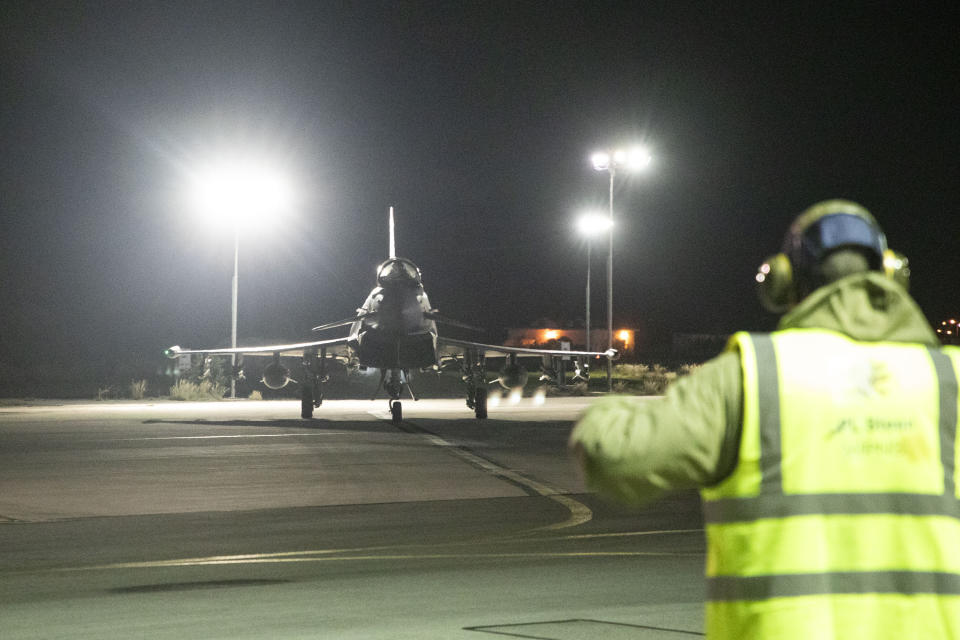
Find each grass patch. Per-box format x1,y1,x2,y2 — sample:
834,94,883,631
168,379,226,401
582,362,704,395
129,379,148,400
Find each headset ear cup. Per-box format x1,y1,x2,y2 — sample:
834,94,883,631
756,253,794,313
883,249,911,291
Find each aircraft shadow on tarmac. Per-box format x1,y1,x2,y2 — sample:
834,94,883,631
111,579,291,594
139,417,555,431
141,418,340,428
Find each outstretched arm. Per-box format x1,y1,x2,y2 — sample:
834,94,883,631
569,351,743,505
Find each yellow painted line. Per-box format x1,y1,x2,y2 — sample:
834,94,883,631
374,415,594,531
63,550,703,571
558,528,704,540
532,493,593,531
44,526,707,573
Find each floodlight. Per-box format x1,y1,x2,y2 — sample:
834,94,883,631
189,160,294,227
184,155,296,398
587,142,654,390
577,213,613,237
590,151,611,171
624,146,652,171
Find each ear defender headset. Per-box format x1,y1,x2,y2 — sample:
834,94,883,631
756,199,910,313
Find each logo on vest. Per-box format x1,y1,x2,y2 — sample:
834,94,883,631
855,359,894,397
826,415,930,460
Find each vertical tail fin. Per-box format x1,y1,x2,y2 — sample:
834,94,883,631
389,206,396,258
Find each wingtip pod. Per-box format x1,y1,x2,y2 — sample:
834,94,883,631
604,348,619,360
163,346,182,359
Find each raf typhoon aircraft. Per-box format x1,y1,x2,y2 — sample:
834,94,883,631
165,208,616,422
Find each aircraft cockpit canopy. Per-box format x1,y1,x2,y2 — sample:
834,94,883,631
376,258,422,287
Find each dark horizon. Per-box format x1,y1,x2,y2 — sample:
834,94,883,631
2,2,958,392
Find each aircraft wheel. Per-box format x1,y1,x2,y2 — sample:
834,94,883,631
301,385,314,419
474,386,488,419
390,401,403,424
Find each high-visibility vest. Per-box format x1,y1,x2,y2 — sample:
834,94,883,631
701,329,960,640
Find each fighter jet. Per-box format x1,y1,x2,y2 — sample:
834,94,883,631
165,208,616,422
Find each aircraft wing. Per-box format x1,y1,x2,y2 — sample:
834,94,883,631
437,337,616,360
164,336,351,360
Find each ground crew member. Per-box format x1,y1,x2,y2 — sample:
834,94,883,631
569,199,960,639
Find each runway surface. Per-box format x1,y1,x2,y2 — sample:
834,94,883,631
0,397,705,639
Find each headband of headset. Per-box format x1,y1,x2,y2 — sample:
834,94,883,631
784,200,887,276
756,200,908,313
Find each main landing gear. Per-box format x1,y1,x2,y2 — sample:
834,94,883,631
300,348,328,419
461,350,488,420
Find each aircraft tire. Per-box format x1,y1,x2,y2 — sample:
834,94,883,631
301,386,314,419
474,386,488,419
391,401,402,423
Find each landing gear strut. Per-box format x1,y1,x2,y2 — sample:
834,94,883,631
461,350,488,420
300,348,328,419
374,368,411,424
473,385,487,419
301,383,314,419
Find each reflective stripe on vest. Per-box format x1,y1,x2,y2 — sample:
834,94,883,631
701,330,960,603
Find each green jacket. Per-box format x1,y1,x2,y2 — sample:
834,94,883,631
569,272,939,504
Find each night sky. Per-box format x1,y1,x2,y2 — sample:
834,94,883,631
1,2,958,388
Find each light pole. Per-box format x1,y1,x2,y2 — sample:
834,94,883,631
231,226,239,399
189,158,294,398
577,213,614,354
590,146,652,390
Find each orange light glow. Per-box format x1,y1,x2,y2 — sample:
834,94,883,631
543,330,559,341
617,330,631,344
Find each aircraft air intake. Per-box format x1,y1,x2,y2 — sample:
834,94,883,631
497,363,529,390
262,362,292,389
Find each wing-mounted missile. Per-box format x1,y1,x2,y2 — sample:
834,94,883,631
496,354,529,390
571,358,589,382
538,362,558,384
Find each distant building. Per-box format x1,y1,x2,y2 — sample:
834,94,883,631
505,327,636,355
504,327,729,364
